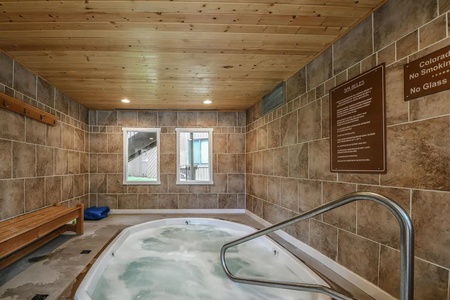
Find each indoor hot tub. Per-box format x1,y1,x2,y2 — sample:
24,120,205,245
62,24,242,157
75,218,331,300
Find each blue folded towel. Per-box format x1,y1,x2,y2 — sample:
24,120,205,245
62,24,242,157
84,206,110,220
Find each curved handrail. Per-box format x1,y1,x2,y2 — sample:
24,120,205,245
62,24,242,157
220,191,414,300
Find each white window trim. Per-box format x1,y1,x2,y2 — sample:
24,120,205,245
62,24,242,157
175,128,214,185
122,127,161,185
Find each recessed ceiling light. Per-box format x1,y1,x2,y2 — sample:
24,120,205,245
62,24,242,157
121,98,130,103
203,100,212,104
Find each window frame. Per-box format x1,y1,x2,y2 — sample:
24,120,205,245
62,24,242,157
176,128,214,185
122,127,161,185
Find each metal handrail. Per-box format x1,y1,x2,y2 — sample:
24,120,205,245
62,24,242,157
220,191,414,300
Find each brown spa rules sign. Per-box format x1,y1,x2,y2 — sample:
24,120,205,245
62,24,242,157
404,45,450,101
330,64,386,173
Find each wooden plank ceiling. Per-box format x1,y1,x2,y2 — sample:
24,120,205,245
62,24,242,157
0,0,387,110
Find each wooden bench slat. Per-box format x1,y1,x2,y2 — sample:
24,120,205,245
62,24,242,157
0,204,84,269
0,206,80,242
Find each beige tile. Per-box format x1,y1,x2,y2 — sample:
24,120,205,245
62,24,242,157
45,176,61,205
98,194,118,209
337,230,379,284
198,194,218,209
0,51,13,87
246,129,256,152
213,133,227,154
218,112,237,126
14,62,36,98
90,133,108,153
413,190,450,268
286,68,306,102
280,111,297,146
137,111,157,127
381,117,450,191
347,63,361,80
310,219,338,260
377,42,396,66
127,185,148,194
26,118,46,145
0,109,25,142
334,17,373,74
118,194,137,209
357,185,410,248
237,153,246,174
68,151,80,174
285,211,309,244
80,152,89,174
420,15,447,49
396,31,418,60
107,133,122,154
228,133,245,154
361,54,377,72
177,111,197,126
97,110,117,126
160,133,176,154
374,0,437,50
219,194,237,209
252,151,262,174
440,0,450,13
210,173,227,193
267,176,280,205
68,100,79,120
218,154,237,173
288,143,308,178
321,95,330,138
280,178,298,211
62,175,74,201
0,179,24,219
73,174,84,197
24,178,45,212
55,149,68,175
90,174,107,193
308,139,337,181
246,152,253,174
263,202,290,225
298,100,321,143
338,173,379,185
197,112,218,126
160,153,176,174
306,47,332,90
256,125,268,150
178,194,199,209
410,90,450,121
298,180,321,214
379,246,449,299
262,150,273,175
62,123,74,150
46,122,61,148
74,128,85,152
253,175,267,200
117,110,137,127
322,181,357,232
0,140,12,179
54,89,69,115
167,174,188,193
237,194,246,209
267,118,281,149
157,111,177,126
138,194,158,209
107,174,126,193
227,174,245,193
385,60,409,125
273,147,288,177
98,154,117,173
13,142,36,178
89,154,98,173
237,111,246,126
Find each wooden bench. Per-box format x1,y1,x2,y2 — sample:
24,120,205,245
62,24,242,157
0,204,84,270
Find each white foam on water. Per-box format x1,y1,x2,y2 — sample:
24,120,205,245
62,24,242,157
91,224,322,300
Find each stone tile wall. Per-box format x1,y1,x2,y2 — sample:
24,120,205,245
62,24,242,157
246,1,450,299
0,51,89,221
88,110,246,210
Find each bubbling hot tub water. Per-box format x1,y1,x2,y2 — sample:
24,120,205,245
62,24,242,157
75,219,330,300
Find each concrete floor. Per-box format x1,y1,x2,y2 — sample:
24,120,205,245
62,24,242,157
0,213,374,300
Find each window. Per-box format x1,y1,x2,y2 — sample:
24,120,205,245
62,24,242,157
123,128,161,184
176,128,213,185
